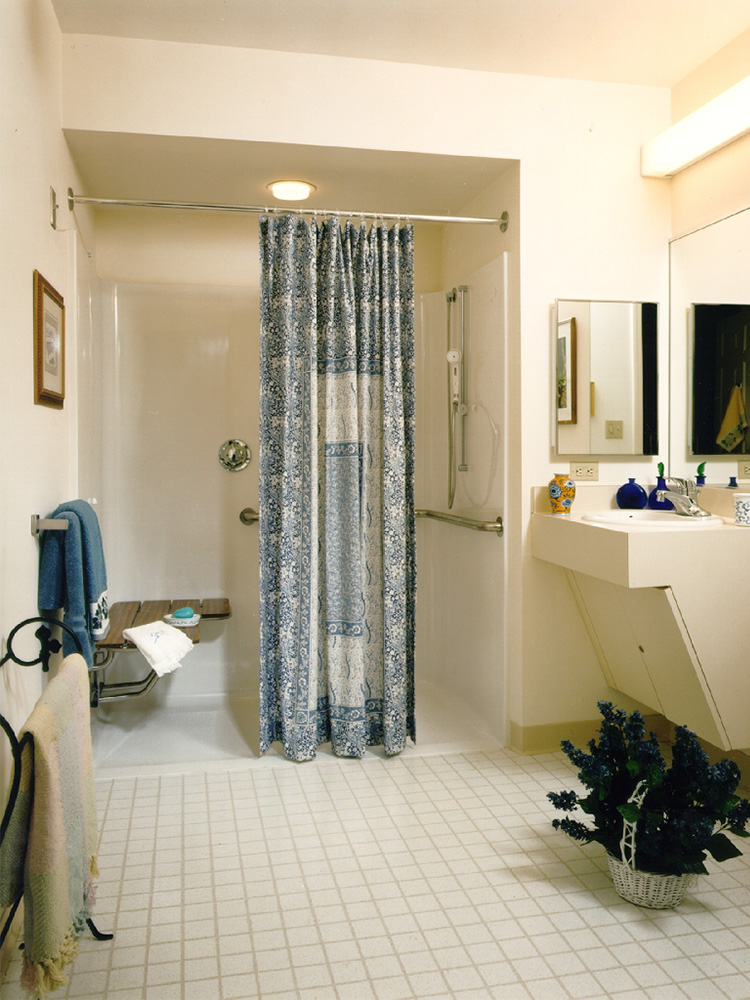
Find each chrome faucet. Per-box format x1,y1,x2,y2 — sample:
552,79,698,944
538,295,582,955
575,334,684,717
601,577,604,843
657,477,712,517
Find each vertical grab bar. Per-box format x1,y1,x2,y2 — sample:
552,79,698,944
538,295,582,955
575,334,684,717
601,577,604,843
446,289,457,509
458,285,468,471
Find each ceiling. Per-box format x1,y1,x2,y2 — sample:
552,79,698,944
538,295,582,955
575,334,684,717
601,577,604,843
54,1,750,217
51,0,750,88
64,132,513,218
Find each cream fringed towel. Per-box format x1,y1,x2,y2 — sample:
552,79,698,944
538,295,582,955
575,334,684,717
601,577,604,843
0,654,99,997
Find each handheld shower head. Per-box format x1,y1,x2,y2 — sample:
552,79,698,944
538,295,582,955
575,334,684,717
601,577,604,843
446,349,462,405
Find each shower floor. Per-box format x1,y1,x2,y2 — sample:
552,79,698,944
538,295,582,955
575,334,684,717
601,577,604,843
91,680,502,777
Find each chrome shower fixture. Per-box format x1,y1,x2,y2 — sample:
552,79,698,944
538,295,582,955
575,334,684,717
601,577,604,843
445,286,469,508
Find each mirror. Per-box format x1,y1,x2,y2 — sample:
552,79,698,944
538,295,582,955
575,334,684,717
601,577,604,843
691,304,750,454
669,206,750,474
554,299,658,456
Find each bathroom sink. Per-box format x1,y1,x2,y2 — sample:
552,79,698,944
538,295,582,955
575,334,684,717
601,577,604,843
582,509,724,528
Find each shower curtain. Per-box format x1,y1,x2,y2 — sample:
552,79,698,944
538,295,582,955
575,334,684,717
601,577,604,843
259,214,416,761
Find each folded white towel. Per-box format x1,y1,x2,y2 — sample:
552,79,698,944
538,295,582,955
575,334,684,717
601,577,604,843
122,621,194,677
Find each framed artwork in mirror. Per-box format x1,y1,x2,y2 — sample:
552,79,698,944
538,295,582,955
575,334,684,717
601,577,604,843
33,270,65,408
556,316,576,424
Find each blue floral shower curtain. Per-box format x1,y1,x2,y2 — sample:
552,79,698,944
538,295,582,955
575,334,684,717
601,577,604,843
259,214,416,761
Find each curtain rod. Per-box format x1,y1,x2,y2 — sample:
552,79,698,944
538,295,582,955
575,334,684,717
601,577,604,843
66,189,509,230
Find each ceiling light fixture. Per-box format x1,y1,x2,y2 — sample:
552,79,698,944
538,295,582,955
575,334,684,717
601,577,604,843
267,180,316,201
641,75,750,178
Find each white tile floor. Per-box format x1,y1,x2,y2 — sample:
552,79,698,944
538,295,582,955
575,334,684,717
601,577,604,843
4,745,750,999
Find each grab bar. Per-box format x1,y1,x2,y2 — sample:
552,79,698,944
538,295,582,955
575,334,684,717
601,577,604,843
239,507,259,525
415,508,503,534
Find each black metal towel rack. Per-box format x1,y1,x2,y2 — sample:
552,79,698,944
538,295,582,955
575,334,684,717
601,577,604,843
0,616,113,950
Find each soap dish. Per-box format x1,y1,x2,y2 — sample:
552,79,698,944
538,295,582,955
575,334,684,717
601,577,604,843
164,613,200,627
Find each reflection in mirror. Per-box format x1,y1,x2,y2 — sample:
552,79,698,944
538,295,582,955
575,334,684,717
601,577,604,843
669,206,750,476
691,304,750,455
554,300,658,456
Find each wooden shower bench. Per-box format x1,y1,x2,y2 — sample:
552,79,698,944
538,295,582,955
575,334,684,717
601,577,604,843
91,598,231,704
96,597,232,649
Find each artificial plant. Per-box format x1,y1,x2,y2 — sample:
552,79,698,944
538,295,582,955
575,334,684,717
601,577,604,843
548,701,750,876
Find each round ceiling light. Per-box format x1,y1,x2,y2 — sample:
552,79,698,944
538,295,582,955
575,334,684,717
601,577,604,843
267,180,316,201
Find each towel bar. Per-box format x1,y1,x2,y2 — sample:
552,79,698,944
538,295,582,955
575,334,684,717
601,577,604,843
30,513,69,536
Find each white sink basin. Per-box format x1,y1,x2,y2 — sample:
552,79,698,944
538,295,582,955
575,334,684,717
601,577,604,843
582,509,724,528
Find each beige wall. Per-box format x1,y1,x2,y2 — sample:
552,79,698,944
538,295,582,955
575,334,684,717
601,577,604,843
17,11,746,821
671,29,750,120
58,34,674,742
666,37,750,486
669,30,750,236
0,0,97,968
0,4,746,975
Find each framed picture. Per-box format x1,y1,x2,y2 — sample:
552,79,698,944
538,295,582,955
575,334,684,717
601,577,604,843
34,270,65,408
556,316,576,424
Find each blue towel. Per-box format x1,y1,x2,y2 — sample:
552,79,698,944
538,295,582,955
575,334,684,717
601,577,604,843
38,500,109,667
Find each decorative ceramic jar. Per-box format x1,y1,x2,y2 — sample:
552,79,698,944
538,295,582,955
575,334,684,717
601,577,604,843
616,478,647,510
734,493,750,526
647,475,673,510
548,473,576,515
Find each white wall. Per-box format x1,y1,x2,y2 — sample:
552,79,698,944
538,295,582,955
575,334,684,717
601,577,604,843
59,32,673,741
415,255,507,741
86,211,506,725
667,37,750,479
0,0,97,969
669,209,750,482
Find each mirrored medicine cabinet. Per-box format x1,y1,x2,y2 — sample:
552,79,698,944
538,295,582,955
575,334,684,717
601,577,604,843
669,206,750,469
554,299,658,457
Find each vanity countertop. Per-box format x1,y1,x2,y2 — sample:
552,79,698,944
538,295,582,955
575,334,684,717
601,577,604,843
530,508,748,588
531,502,750,749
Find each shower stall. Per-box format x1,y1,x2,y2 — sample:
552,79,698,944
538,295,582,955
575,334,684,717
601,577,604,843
81,245,507,771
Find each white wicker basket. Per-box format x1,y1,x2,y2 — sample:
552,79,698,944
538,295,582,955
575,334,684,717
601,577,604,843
606,853,696,909
607,779,698,908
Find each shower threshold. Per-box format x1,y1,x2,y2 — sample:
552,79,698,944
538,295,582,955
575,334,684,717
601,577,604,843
91,684,501,778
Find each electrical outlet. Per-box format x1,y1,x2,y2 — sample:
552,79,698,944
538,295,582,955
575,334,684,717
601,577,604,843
739,461,750,480
570,462,599,481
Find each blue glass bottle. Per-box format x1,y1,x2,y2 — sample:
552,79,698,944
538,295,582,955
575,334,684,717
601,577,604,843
616,478,648,509
648,475,674,510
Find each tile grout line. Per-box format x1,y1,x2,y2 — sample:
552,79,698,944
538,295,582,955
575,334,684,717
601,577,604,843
103,778,138,999
227,767,262,998
204,770,228,1000
274,766,338,999
365,754,456,998
142,776,163,999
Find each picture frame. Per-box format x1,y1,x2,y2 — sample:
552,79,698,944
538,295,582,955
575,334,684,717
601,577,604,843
556,316,576,424
34,270,65,408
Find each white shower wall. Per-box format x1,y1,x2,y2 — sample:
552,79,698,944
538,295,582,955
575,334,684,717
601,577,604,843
95,281,260,704
82,241,506,758
415,256,507,744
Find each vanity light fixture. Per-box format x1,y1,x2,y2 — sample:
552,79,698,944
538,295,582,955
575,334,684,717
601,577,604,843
641,75,750,177
267,180,316,201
